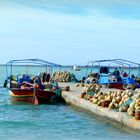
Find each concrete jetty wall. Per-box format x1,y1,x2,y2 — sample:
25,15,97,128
59,83,140,131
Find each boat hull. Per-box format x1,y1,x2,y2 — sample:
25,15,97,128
108,83,125,90
9,88,55,104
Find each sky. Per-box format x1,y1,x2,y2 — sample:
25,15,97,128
0,0,140,65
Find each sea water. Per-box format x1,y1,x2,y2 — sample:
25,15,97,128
0,65,139,140
0,87,140,140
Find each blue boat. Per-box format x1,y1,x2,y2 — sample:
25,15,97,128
86,59,140,90
5,58,62,104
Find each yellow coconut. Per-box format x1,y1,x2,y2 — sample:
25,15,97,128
119,101,124,107
127,108,135,116
89,86,95,91
117,91,122,97
114,103,119,108
109,102,115,109
98,95,104,100
97,100,103,106
107,91,112,95
106,95,112,102
123,94,129,100
86,87,90,93
129,102,135,109
119,107,123,112
112,98,118,104
121,91,126,97
82,87,87,93
135,99,140,104
128,91,134,97
125,89,130,94
116,96,122,103
135,106,140,110
92,98,99,104
94,94,98,97
123,106,129,112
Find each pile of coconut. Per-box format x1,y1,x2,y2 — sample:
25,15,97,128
80,84,101,98
51,71,77,82
81,85,140,119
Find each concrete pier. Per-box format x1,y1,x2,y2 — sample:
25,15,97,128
59,82,140,131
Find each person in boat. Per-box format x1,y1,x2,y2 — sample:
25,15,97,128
113,68,120,77
46,73,51,82
131,74,135,79
18,74,26,84
25,75,31,82
122,72,128,77
42,72,47,83
34,75,45,90
42,71,51,83
19,75,34,89
112,68,122,82
81,77,86,83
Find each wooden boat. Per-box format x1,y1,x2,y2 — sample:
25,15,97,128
9,86,59,105
6,59,62,105
86,59,140,90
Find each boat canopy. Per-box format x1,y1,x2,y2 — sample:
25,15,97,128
6,58,61,67
86,59,140,77
6,58,61,77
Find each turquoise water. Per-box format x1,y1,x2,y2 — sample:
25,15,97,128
0,88,140,140
0,65,139,139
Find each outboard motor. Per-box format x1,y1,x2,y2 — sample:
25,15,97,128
3,79,7,88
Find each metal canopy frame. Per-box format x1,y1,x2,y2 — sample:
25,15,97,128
6,58,61,78
6,58,61,67
88,59,140,67
86,59,140,77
